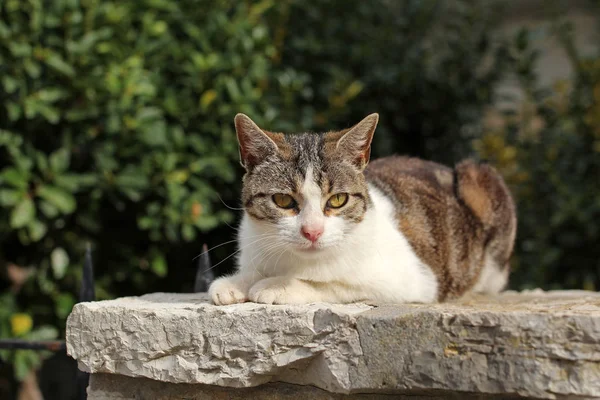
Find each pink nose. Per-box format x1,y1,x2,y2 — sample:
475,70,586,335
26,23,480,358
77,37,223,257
301,226,323,242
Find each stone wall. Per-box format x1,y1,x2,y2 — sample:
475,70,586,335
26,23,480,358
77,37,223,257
66,290,600,399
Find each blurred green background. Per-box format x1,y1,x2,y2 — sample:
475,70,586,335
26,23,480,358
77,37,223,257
1,0,599,398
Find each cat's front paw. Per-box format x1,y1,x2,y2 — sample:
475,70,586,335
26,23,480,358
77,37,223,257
208,277,248,305
249,277,311,304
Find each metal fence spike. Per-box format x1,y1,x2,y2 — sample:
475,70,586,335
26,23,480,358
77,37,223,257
76,243,95,399
194,243,214,293
0,339,66,351
79,242,95,303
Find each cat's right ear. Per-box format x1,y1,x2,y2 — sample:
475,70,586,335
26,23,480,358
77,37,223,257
234,114,279,170
336,113,379,171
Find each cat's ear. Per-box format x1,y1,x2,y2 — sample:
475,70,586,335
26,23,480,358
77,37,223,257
336,113,379,170
234,113,279,170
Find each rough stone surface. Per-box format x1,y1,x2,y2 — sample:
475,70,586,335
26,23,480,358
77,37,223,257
67,290,600,399
67,293,371,391
352,290,600,399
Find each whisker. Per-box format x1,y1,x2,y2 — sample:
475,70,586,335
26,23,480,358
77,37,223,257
223,220,238,231
247,240,287,279
192,232,279,260
192,239,238,260
218,194,245,211
272,246,289,275
202,236,275,273
264,243,289,276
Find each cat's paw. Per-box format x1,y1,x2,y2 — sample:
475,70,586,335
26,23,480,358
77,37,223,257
248,277,311,304
208,277,247,305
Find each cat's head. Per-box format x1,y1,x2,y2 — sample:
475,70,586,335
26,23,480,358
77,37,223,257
235,113,379,258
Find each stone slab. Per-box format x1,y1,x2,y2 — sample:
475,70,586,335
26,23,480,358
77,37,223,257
86,373,524,400
67,293,371,392
67,290,600,399
352,290,600,399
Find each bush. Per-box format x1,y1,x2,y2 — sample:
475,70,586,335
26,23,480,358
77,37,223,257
268,0,509,163
475,18,600,290
0,0,284,344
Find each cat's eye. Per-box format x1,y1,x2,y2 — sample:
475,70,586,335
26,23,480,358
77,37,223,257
327,193,348,209
272,193,296,209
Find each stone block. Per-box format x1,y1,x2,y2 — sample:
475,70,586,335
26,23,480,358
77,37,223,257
66,290,600,399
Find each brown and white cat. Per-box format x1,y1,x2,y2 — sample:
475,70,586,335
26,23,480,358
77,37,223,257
208,113,516,305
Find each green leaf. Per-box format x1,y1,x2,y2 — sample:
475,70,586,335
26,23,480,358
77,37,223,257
140,120,167,146
39,200,59,218
14,351,38,381
45,53,75,77
0,189,21,206
53,174,79,191
2,76,18,93
23,59,41,78
10,198,35,228
151,253,167,277
121,188,142,202
28,220,47,242
182,224,195,242
166,169,189,184
26,326,59,341
38,104,60,124
114,166,149,189
55,293,75,319
35,152,49,171
136,106,163,122
0,167,28,189
54,174,98,191
138,216,155,229
224,77,241,101
36,88,68,103
50,247,69,279
37,185,76,214
200,89,217,110
6,102,22,121
49,148,70,172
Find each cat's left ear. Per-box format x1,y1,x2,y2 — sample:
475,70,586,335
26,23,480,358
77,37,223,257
234,113,279,170
336,113,379,170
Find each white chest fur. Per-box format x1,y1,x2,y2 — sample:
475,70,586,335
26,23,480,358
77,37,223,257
235,184,439,303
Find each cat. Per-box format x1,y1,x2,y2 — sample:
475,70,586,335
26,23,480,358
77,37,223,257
208,113,516,305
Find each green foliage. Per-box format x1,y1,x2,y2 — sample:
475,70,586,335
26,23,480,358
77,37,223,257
0,0,272,250
267,0,509,162
475,19,600,290
0,293,58,381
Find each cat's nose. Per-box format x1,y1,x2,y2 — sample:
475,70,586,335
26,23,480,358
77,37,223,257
301,226,323,243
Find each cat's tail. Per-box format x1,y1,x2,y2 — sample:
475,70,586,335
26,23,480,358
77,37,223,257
454,160,514,229
453,160,517,274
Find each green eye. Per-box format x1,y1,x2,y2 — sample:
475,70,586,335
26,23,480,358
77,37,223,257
272,193,296,209
327,193,348,208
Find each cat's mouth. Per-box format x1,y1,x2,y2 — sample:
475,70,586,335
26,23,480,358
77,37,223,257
299,246,319,252
296,243,324,253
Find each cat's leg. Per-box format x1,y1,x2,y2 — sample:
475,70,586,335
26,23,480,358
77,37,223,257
209,272,260,305
248,277,362,304
249,277,321,304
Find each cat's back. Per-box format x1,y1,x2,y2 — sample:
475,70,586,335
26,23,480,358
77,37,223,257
364,155,516,301
365,156,455,198
363,156,461,256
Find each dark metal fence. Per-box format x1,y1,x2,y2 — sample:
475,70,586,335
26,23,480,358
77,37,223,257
0,243,214,400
